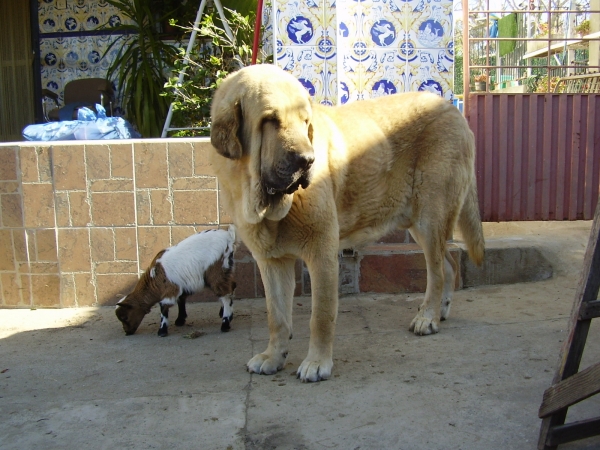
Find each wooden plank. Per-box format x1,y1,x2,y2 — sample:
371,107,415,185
555,199,600,381
579,299,600,320
545,417,600,446
539,361,600,418
538,199,600,449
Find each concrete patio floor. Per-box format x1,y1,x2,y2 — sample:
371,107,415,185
1,221,599,450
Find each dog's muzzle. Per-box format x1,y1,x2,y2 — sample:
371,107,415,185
264,153,314,195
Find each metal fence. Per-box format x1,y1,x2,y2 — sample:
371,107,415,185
462,1,600,100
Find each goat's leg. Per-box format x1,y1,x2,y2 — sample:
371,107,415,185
175,293,189,327
158,300,174,337
219,295,234,332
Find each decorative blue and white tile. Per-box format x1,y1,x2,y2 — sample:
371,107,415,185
277,45,318,73
268,0,454,101
37,0,134,109
315,65,337,105
277,46,325,97
406,49,453,99
397,0,428,15
38,0,131,33
314,28,337,64
273,0,325,47
364,3,402,49
323,0,337,35
40,35,119,104
397,32,420,68
337,69,361,104
262,0,275,59
362,48,406,99
408,1,453,50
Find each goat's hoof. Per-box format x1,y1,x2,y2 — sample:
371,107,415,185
157,329,168,337
221,317,231,332
175,318,186,327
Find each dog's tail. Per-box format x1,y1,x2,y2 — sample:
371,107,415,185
458,180,485,266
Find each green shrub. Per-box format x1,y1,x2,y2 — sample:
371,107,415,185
102,0,179,137
162,7,269,137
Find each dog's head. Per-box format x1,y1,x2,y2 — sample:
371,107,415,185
210,64,315,223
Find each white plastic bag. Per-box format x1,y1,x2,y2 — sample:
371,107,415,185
23,105,140,141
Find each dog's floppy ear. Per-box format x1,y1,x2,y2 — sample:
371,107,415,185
211,99,243,159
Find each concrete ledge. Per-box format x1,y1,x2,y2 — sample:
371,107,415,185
460,242,553,288
357,244,461,294
296,240,554,297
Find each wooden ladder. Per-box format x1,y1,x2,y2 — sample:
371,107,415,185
537,199,600,449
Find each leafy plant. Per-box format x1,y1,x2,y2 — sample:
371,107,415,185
527,74,563,93
536,22,549,37
575,19,590,36
102,0,179,137
162,7,267,137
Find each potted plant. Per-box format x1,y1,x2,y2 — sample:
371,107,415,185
575,20,590,37
101,0,179,137
474,73,488,91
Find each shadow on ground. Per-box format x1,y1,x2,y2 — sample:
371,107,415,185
1,221,599,450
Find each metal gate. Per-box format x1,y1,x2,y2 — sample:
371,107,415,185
468,93,600,221
463,0,600,221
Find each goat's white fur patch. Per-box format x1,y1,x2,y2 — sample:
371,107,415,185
155,227,236,294
116,295,127,308
220,295,233,318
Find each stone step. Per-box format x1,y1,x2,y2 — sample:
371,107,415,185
190,240,554,301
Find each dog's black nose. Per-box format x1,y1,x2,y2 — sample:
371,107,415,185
297,153,314,170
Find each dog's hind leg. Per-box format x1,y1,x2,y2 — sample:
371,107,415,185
440,249,458,320
247,257,296,375
408,225,446,335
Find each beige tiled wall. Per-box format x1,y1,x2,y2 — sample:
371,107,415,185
0,138,252,308
0,139,432,309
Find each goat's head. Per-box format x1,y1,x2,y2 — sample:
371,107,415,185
115,295,151,335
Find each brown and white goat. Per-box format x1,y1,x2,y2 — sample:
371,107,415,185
115,226,237,337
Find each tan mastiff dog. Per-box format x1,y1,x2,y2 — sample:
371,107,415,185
209,64,484,382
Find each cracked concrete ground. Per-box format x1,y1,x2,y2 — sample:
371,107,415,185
1,221,599,450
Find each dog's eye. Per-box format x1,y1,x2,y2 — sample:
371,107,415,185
263,117,280,129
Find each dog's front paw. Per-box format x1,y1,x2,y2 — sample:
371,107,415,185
247,352,286,375
409,308,439,336
297,357,333,382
